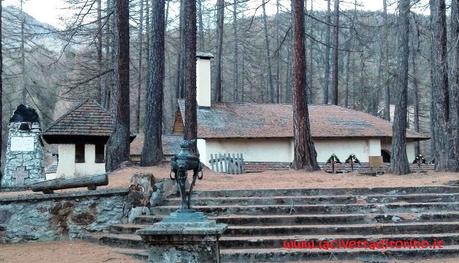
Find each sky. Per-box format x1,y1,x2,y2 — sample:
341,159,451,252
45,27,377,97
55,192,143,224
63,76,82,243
2,0,430,29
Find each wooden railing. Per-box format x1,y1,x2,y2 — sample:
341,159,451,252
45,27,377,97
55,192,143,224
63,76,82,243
209,153,245,174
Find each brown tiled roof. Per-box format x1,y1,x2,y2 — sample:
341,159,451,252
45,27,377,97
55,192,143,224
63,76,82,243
130,134,182,156
177,100,429,140
43,100,113,137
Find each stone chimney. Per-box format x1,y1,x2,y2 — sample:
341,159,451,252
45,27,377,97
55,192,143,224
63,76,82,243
196,52,213,108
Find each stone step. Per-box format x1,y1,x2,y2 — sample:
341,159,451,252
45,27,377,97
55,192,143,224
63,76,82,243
190,186,459,198
163,193,459,206
221,246,459,262
104,236,459,262
91,233,145,249
224,222,459,236
113,248,148,261
219,233,459,249
91,231,459,251
134,212,459,226
150,202,459,216
95,234,459,262
109,221,459,237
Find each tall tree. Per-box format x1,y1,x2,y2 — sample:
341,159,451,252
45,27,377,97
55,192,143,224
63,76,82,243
323,0,331,104
20,0,26,104
183,0,198,151
135,0,145,133
307,0,314,104
382,0,390,120
429,0,455,171
330,0,340,105
96,0,103,104
291,0,319,171
275,0,281,103
451,0,459,166
141,0,165,166
390,0,410,175
198,0,205,50
215,0,224,102
0,0,2,175
262,0,275,103
233,0,239,101
106,0,130,171
411,13,421,156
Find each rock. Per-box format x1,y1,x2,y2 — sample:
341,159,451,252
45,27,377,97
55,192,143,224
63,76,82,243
128,207,150,223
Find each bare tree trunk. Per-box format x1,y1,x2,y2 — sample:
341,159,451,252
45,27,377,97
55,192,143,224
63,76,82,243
232,0,239,102
383,0,390,121
308,0,314,104
176,0,185,99
275,0,281,103
262,0,275,103
412,13,421,156
344,28,352,108
215,0,224,102
198,0,205,51
106,0,130,171
135,0,145,133
184,0,198,152
429,0,456,171
102,0,113,110
96,0,103,104
20,0,26,104
292,0,319,171
451,0,459,167
390,0,410,175
141,0,165,166
286,28,292,104
323,0,331,104
0,0,3,174
110,0,118,114
330,0,340,105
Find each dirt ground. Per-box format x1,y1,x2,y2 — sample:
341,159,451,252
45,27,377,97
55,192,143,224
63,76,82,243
0,240,141,263
0,240,458,263
1,162,458,197
106,162,458,191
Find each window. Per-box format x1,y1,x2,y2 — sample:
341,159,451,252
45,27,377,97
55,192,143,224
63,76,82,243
75,144,85,163
95,144,105,163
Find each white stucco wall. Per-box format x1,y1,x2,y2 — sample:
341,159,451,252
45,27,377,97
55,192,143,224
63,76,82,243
314,138,380,163
381,141,417,163
75,144,105,177
199,138,293,167
406,142,416,163
199,138,385,168
56,144,76,178
56,144,105,178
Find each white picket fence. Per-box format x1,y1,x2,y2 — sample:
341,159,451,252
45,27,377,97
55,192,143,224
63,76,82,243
209,153,245,174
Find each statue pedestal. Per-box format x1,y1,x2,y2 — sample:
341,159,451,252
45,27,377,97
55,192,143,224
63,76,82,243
137,209,227,263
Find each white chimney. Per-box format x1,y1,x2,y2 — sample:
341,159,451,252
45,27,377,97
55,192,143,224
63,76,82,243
196,52,213,108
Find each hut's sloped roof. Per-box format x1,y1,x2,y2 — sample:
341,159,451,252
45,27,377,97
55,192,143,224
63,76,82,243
177,100,429,140
130,134,182,156
44,100,113,137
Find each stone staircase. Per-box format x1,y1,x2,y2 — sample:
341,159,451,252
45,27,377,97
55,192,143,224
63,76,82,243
87,186,459,262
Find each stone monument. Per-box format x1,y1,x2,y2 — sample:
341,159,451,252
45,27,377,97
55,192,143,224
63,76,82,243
1,105,45,188
137,140,227,263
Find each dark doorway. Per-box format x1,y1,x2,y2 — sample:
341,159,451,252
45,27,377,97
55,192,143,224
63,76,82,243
381,150,391,163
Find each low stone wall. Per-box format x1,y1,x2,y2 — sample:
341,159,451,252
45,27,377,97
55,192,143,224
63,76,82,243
0,188,129,243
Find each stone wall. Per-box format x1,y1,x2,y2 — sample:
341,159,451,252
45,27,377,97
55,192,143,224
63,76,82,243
1,122,45,188
0,189,129,243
